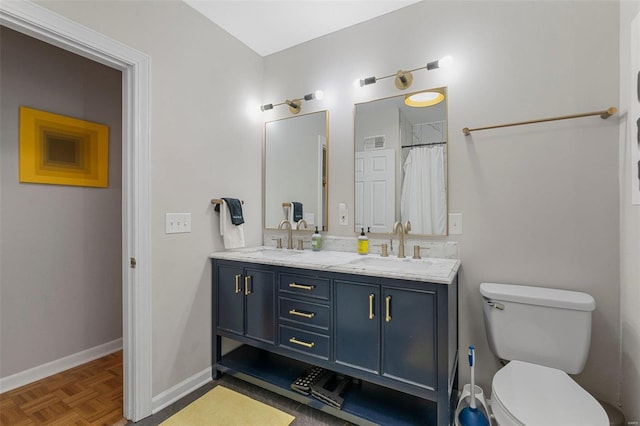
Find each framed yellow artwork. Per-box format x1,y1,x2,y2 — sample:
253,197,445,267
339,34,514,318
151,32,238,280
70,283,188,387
19,106,109,188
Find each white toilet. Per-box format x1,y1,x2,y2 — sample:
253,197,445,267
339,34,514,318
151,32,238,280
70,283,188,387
480,282,609,426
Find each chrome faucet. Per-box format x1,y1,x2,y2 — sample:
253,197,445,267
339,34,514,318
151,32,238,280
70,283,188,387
296,219,308,230
278,219,293,249
392,220,411,258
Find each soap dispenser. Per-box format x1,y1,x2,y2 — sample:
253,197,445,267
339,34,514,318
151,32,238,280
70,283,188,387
357,228,369,255
312,227,322,251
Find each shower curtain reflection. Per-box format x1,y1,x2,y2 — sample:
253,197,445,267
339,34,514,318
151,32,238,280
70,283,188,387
400,145,446,234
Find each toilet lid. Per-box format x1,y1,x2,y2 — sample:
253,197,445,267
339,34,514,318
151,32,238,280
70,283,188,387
492,360,609,426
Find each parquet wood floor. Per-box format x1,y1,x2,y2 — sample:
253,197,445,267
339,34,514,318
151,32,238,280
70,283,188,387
0,351,126,426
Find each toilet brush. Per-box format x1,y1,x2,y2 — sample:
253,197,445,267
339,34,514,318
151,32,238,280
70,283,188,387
458,346,489,426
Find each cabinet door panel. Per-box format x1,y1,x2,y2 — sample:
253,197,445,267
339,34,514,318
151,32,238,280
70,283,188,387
245,267,275,344
217,264,244,335
382,287,436,389
335,280,380,374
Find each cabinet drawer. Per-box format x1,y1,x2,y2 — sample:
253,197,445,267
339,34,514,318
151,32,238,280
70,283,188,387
279,273,330,300
279,297,330,330
279,325,329,360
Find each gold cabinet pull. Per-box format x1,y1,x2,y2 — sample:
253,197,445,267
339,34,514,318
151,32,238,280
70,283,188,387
235,274,242,294
245,276,252,295
289,282,315,291
289,309,315,319
385,295,392,322
289,337,315,348
368,293,375,319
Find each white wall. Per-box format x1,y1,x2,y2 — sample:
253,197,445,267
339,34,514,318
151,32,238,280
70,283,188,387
264,0,622,410
0,27,122,377
619,1,640,421
35,0,264,396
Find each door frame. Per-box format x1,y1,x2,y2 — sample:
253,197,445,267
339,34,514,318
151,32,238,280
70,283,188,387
0,2,152,421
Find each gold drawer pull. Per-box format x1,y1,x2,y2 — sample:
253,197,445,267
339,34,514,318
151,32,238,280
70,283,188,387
289,309,315,319
245,276,251,295
385,295,392,322
235,274,242,294
369,293,375,319
289,337,315,348
289,282,315,291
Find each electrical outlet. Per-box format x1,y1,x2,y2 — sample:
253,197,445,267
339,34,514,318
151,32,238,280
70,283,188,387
338,203,348,225
165,213,192,234
449,213,462,235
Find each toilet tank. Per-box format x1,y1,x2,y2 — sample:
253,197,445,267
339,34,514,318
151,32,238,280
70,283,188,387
480,282,595,375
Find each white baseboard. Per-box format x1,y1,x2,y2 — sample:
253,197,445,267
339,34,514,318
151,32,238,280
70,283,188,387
0,338,123,393
152,367,212,414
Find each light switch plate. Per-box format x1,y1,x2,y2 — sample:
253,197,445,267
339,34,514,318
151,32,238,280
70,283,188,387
165,213,192,234
449,213,462,235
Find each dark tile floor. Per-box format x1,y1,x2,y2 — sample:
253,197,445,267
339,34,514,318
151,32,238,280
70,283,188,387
128,374,354,426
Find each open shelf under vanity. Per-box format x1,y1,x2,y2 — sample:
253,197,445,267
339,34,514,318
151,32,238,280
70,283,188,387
218,344,439,426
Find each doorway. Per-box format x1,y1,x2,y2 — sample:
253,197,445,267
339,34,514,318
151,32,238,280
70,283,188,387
0,1,151,421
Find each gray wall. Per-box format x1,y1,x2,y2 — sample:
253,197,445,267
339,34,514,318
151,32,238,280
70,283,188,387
0,27,123,377
619,1,640,421
263,0,622,411
35,0,265,396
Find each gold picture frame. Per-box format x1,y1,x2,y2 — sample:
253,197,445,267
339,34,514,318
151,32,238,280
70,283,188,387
19,106,109,188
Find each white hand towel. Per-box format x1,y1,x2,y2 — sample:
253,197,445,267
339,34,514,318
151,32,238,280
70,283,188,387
220,200,245,249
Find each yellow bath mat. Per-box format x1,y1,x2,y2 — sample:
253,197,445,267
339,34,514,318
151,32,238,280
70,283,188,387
160,385,295,426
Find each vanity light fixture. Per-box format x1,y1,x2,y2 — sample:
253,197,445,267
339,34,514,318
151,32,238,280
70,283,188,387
359,55,453,90
404,91,445,108
260,90,324,114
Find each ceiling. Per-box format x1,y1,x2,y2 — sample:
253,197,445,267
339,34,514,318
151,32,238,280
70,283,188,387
183,0,421,57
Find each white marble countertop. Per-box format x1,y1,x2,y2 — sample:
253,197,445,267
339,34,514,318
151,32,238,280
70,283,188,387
210,246,460,285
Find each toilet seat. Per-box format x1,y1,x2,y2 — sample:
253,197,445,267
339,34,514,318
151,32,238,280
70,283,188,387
491,360,608,426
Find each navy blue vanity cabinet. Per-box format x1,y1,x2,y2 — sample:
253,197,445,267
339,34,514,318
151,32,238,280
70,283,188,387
215,261,276,345
212,257,458,426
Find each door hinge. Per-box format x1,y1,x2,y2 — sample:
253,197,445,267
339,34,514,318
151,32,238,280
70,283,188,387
130,257,137,269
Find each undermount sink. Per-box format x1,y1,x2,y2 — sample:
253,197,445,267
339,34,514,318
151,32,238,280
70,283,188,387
243,248,303,259
346,255,456,277
349,255,436,269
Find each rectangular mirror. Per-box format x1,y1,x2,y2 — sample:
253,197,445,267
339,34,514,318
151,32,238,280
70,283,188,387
354,87,448,236
264,111,328,231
